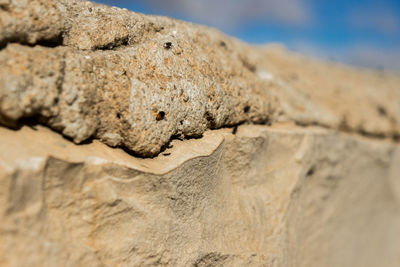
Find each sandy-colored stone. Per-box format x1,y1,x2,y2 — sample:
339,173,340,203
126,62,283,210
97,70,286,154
1,0,399,156
1,1,400,266
0,124,399,267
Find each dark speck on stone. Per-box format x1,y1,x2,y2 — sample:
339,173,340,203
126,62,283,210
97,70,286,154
164,42,172,49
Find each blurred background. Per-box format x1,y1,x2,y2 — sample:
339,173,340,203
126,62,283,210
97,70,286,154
93,0,400,71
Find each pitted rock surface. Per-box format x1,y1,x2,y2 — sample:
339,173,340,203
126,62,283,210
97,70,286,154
1,0,400,156
1,1,400,266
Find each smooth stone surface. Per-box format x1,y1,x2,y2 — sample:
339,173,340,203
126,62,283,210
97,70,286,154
0,124,399,266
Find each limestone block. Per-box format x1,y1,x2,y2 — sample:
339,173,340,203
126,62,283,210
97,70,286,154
1,0,399,156
0,125,399,266
0,1,399,266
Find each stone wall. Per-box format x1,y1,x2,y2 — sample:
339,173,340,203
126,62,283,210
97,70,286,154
0,1,399,266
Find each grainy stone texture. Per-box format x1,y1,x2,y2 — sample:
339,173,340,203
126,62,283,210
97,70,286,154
1,0,399,156
1,1,400,266
0,125,399,267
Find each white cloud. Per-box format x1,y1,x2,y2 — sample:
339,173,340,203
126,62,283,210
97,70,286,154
147,0,313,29
291,41,400,71
345,46,400,71
349,5,400,36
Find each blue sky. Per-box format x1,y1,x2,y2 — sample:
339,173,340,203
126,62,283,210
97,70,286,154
93,0,400,70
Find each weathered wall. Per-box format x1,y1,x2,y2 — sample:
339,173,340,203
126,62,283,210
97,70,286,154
0,125,399,266
0,0,400,266
1,0,399,156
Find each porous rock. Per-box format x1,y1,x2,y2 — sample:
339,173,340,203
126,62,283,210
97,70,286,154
1,1,400,267
1,0,399,156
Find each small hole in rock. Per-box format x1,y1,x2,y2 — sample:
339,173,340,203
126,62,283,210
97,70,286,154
377,106,387,117
204,111,216,128
244,106,250,113
116,112,121,119
163,42,172,50
232,125,238,134
306,167,315,176
156,111,165,121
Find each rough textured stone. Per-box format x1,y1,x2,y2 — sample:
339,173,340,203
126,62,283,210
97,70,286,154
1,0,399,156
1,1,400,266
0,124,399,267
